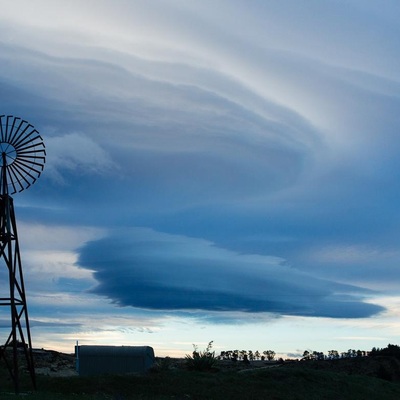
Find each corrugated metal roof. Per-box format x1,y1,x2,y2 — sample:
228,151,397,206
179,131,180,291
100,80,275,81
78,345,154,357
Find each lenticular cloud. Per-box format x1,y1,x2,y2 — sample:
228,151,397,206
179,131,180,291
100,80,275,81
77,228,384,319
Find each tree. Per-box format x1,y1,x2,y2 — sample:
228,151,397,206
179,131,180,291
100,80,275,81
370,344,400,359
232,350,239,362
328,350,339,360
263,350,276,361
248,350,254,361
313,351,324,361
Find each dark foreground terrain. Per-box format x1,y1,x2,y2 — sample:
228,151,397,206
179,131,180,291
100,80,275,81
1,350,400,399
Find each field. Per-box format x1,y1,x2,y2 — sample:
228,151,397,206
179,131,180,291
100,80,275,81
2,351,400,399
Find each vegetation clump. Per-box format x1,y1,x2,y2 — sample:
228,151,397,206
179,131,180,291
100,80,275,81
150,356,174,373
185,340,217,371
370,344,400,360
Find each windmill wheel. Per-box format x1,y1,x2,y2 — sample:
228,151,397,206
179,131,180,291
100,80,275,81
0,115,46,195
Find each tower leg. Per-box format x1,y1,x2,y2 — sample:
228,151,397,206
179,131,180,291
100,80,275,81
0,194,35,393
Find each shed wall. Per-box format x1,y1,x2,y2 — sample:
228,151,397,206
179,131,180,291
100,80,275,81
76,345,155,376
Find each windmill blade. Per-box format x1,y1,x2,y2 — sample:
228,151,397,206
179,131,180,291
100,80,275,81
13,130,38,150
5,166,20,194
14,157,45,171
0,115,5,141
0,115,45,195
10,122,31,149
13,158,43,177
8,117,20,143
5,116,13,143
8,163,33,191
9,119,27,144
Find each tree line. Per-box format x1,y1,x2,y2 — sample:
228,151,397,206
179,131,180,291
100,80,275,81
302,344,400,360
185,342,400,371
302,349,367,360
217,344,400,362
218,349,276,361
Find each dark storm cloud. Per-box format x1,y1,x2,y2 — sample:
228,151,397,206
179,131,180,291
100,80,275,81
77,228,383,318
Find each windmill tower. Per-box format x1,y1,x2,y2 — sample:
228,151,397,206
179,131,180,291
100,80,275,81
0,115,45,393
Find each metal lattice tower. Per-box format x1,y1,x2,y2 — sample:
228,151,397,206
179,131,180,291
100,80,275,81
0,115,45,393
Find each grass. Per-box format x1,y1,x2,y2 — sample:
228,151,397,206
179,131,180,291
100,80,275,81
1,365,400,399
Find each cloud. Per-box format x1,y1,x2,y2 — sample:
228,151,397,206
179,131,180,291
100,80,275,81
77,228,383,319
44,133,117,184
0,0,399,355
0,41,329,217
0,319,80,329
1,0,397,300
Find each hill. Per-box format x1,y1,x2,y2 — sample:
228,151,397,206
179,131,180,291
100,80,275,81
1,349,400,399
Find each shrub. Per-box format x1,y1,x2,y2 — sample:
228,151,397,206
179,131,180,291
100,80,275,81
185,341,217,371
150,356,174,373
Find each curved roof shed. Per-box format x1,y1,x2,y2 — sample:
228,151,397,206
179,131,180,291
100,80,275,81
76,345,155,376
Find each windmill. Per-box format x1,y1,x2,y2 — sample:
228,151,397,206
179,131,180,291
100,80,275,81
0,115,45,393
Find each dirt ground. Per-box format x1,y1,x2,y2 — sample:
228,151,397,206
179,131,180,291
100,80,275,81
33,349,77,377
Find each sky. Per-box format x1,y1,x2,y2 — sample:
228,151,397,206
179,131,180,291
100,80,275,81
0,0,400,358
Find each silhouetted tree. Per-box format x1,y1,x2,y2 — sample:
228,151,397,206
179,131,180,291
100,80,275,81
328,350,339,360
370,344,400,360
263,350,276,361
232,350,238,362
248,350,254,361
312,351,324,360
